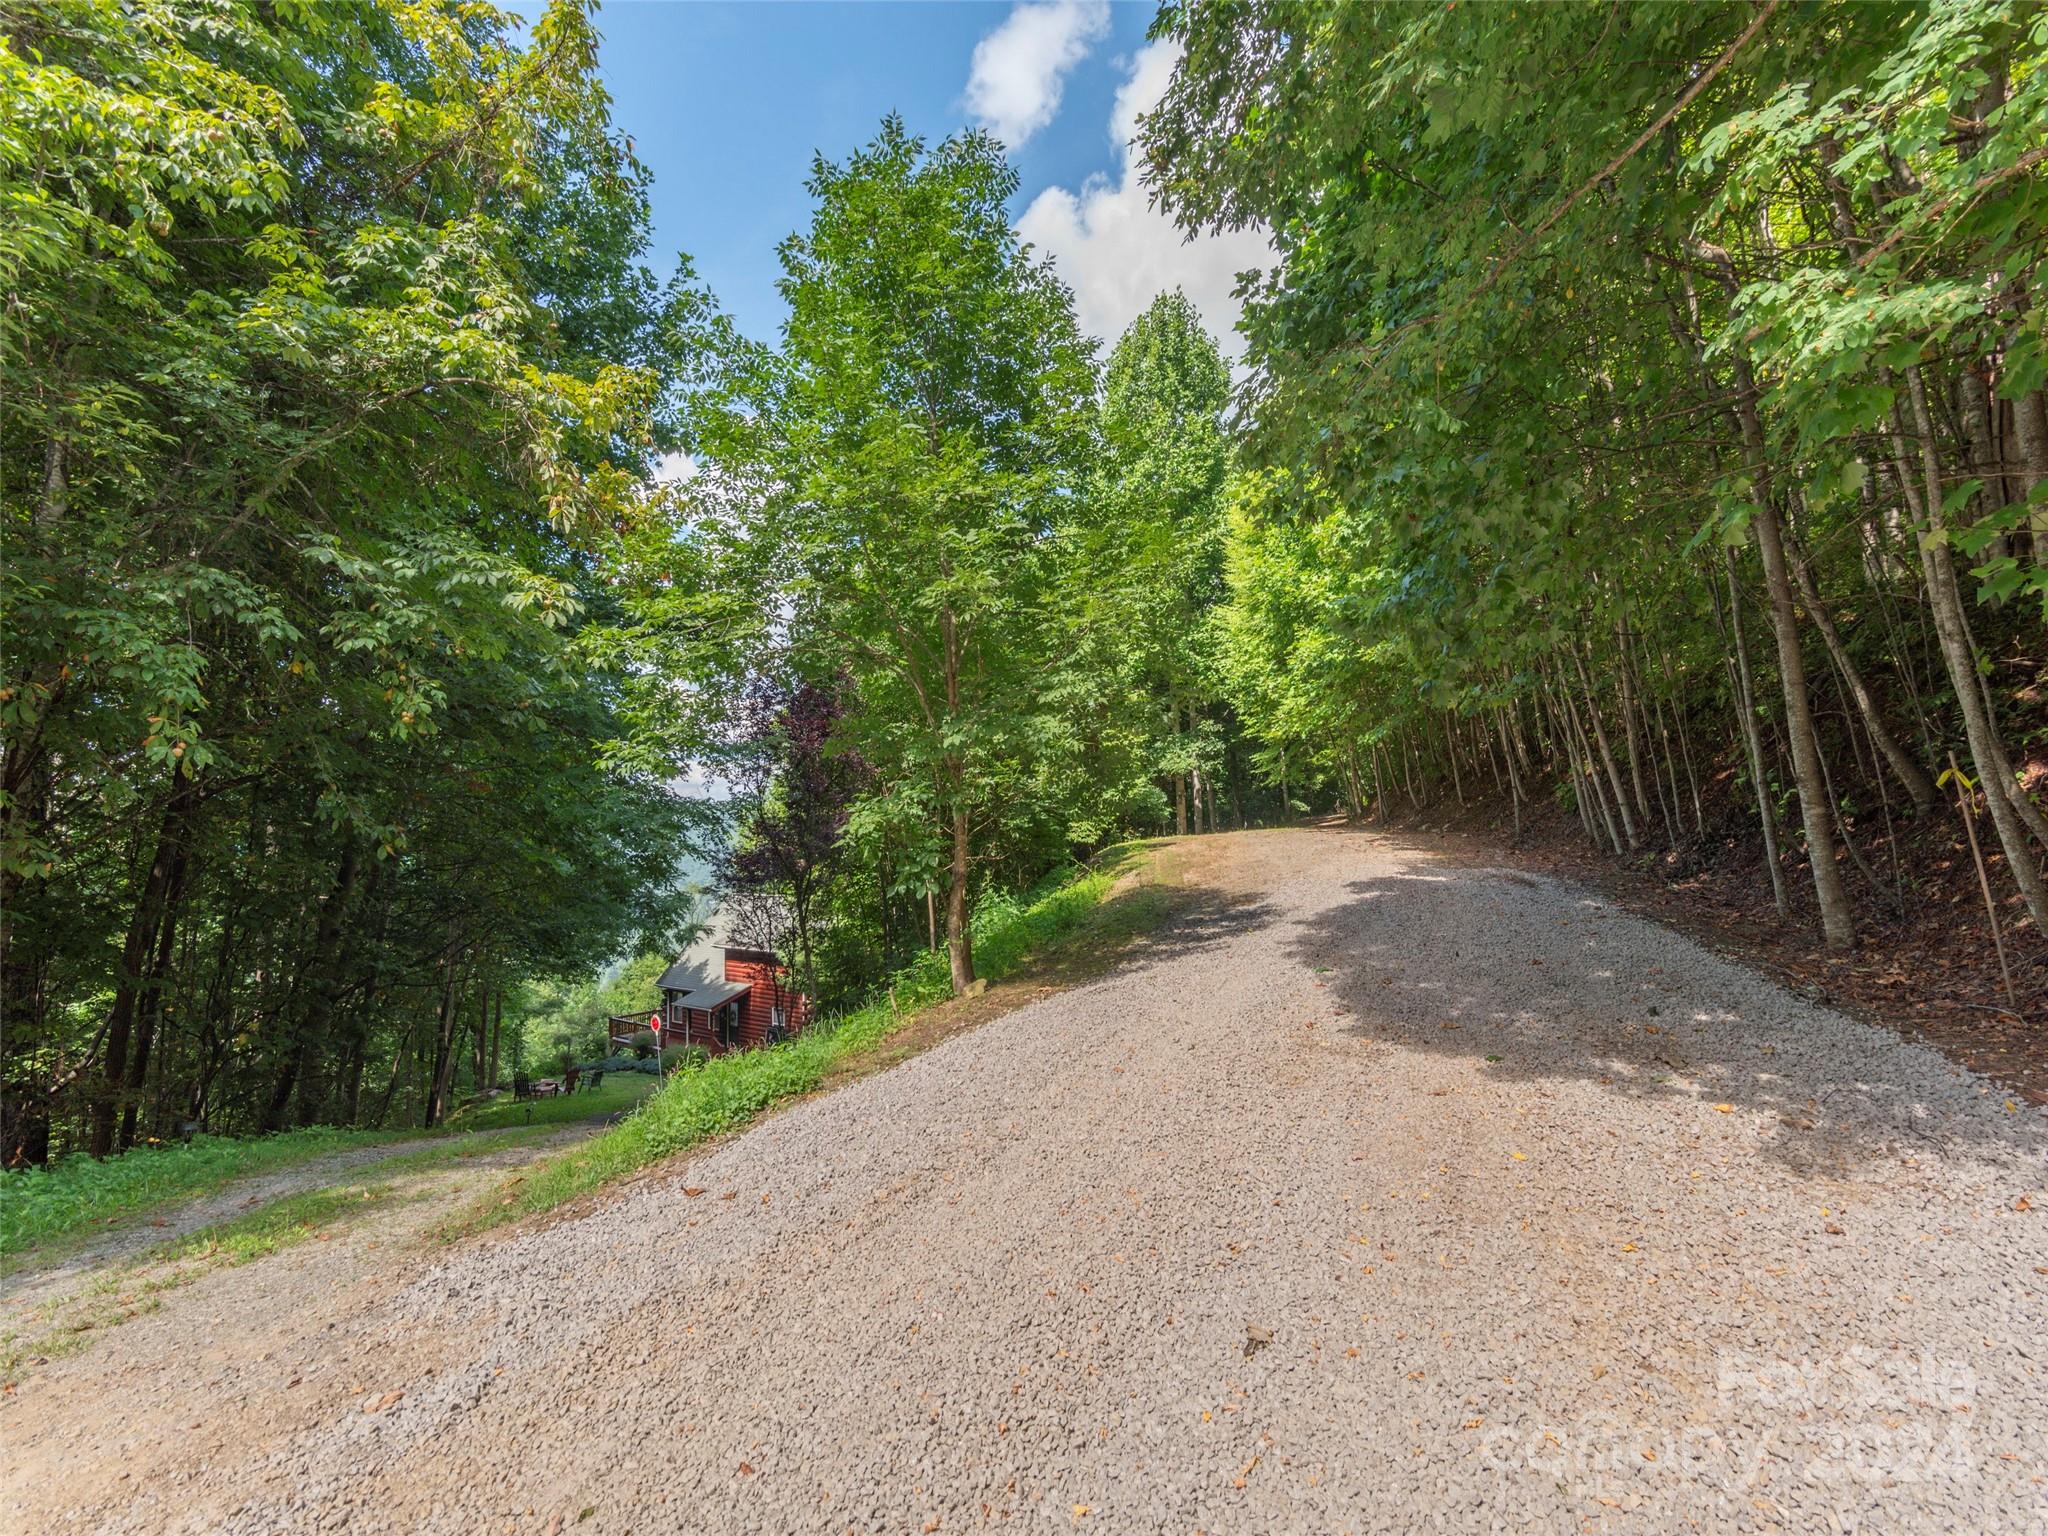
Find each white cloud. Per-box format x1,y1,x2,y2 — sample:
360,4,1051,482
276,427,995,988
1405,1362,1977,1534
653,450,698,484
964,0,1110,149
1017,39,1271,363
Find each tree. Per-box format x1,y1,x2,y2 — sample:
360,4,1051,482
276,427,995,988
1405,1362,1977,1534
717,674,863,1004
2,0,708,1158
698,119,1098,994
1085,291,1237,832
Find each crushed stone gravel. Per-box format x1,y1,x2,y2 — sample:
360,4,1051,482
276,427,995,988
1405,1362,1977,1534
7,828,2045,1535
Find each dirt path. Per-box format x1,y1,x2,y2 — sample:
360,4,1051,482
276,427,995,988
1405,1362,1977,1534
4,828,2044,1535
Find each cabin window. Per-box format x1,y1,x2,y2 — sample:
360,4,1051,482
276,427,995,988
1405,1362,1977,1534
770,1004,788,1032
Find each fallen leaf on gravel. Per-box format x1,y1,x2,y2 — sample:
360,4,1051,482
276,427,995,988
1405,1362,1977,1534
737,1461,755,1476
1713,1104,1733,1113
682,1188,705,1197
362,1390,403,1415
2016,1196,2032,1212
1462,1418,1483,1429
721,1191,737,1200
1641,1449,1657,1462
1620,1242,1637,1252
1071,1505,1090,1519
1510,1152,1527,1161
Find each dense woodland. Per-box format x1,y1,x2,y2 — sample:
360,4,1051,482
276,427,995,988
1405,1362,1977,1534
5,0,2047,1165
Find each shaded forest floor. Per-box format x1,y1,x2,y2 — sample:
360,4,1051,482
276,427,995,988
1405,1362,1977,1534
1365,764,2048,1105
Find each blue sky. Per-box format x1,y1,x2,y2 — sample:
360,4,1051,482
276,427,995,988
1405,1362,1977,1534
540,1,1267,360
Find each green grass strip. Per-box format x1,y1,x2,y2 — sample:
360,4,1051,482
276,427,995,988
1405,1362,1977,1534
0,1124,413,1262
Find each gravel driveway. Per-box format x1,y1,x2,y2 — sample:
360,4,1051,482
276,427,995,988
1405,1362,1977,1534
7,828,2045,1535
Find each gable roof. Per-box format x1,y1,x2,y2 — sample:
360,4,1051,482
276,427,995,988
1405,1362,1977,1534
655,956,750,1013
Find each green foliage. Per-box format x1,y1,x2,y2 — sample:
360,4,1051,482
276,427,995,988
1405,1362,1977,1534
660,1044,710,1073
1145,0,2048,906
1,0,716,1161
448,1072,653,1132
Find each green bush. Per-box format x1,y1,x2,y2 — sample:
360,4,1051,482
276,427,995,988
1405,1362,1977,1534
661,1044,709,1072
627,1029,658,1060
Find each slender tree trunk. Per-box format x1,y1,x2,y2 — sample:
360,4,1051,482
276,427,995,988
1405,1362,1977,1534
945,800,974,993
1615,620,1653,832
1569,643,1637,849
1723,548,1792,917
487,989,502,1090
92,778,197,1157
1900,367,2048,930
117,824,194,1151
425,955,464,1127
1558,677,1624,855
1787,527,1936,811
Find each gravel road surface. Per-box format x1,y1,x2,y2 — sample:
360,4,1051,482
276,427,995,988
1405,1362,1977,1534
7,828,2044,1535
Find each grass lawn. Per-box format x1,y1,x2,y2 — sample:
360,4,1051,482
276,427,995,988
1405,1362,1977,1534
447,1069,655,1133
453,842,1176,1235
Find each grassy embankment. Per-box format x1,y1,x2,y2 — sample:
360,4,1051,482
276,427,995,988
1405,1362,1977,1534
456,841,1173,1234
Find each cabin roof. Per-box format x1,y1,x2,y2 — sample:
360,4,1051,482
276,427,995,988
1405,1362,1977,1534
654,957,751,1012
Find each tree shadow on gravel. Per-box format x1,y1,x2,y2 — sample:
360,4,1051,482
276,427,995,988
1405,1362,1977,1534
1284,864,2043,1180
1019,884,1280,993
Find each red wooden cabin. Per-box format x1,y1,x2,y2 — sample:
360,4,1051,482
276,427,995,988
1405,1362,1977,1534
608,946,810,1056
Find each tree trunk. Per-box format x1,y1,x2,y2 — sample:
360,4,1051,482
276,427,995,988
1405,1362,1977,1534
425,956,464,1127
1900,367,2048,930
945,799,974,994
91,778,198,1157
1729,359,1855,948
1569,643,1637,849
487,989,502,1090
118,837,192,1151
1787,529,1936,811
